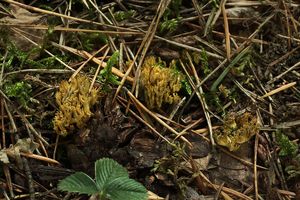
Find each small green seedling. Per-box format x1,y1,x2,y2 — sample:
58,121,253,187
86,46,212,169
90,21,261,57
98,51,120,91
276,131,298,157
58,158,148,200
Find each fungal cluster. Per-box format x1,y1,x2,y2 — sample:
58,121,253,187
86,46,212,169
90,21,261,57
53,75,99,136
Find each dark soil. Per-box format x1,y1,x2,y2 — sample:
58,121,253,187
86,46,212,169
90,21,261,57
0,1,300,200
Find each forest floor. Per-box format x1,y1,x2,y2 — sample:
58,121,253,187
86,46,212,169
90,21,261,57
0,0,300,200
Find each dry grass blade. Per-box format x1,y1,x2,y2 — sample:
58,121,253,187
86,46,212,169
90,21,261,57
155,34,224,59
180,53,215,148
1,100,5,148
125,87,192,147
254,131,259,200
262,82,297,98
132,0,172,96
210,183,253,200
5,69,72,77
190,158,236,200
268,61,300,84
0,24,143,35
113,0,172,103
20,152,60,165
118,97,173,146
219,147,268,170
70,45,108,81
51,43,133,82
147,191,164,200
174,118,203,140
3,0,139,32
0,0,299,199
221,0,231,59
3,165,14,197
192,0,205,26
268,46,300,67
89,47,110,93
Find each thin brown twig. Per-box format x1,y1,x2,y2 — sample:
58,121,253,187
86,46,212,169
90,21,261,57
179,56,215,148
117,97,173,146
20,152,60,165
254,127,259,200
3,0,140,32
125,88,192,146
70,45,108,81
0,23,143,35
89,47,110,92
221,0,231,59
262,82,296,98
51,43,134,82
11,27,74,71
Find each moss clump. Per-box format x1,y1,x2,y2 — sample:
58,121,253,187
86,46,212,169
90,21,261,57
4,81,32,108
140,56,183,109
214,112,260,151
276,131,298,157
53,75,99,136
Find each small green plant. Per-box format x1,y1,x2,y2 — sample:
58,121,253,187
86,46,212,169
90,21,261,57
6,44,44,68
160,18,181,33
276,131,298,157
3,81,32,107
98,51,120,91
285,154,300,180
159,0,182,33
192,49,211,76
77,32,108,51
113,10,136,21
58,158,147,200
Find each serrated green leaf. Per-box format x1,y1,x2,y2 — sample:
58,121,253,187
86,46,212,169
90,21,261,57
95,158,128,190
105,177,148,200
58,172,98,195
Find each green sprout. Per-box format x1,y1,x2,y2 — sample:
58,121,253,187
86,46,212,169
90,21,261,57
159,0,182,33
98,51,120,91
114,10,136,21
276,131,298,157
192,49,211,76
160,18,181,33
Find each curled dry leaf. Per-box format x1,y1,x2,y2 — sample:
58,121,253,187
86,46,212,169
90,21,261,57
1,138,39,167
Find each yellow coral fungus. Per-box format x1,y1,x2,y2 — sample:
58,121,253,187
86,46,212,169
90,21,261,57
140,56,183,109
214,112,260,151
53,75,99,136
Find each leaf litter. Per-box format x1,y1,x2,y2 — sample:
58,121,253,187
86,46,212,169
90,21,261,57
0,1,299,200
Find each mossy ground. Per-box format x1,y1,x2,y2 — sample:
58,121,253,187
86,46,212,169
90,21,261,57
0,1,299,199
